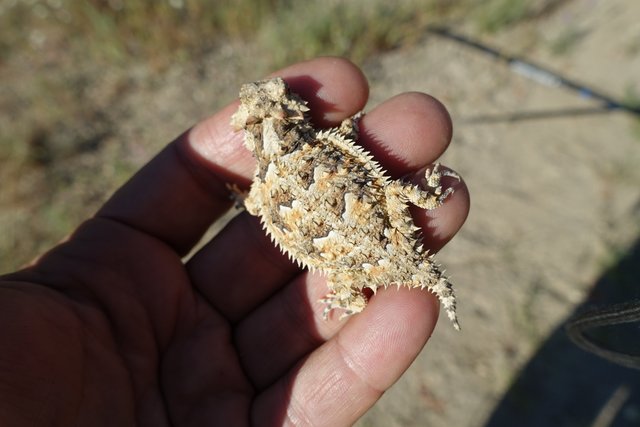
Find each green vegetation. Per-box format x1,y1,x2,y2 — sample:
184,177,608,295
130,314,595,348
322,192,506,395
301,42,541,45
549,27,586,56
622,85,640,111
622,85,640,141
0,0,283,66
0,0,564,69
257,0,437,67
0,0,452,70
474,0,529,33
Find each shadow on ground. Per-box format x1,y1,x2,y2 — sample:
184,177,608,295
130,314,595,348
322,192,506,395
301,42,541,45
484,238,640,427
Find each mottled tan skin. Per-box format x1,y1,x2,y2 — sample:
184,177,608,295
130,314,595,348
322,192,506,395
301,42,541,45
231,78,460,329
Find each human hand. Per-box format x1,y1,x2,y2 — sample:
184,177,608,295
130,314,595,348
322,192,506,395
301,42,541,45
0,58,469,426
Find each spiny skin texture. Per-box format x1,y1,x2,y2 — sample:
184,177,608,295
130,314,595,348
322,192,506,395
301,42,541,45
231,77,460,329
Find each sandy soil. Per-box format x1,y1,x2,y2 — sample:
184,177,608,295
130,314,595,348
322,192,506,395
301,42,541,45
357,0,640,425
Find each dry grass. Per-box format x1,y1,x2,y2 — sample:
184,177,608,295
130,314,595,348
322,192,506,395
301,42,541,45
0,0,282,66
0,0,568,272
1,0,558,69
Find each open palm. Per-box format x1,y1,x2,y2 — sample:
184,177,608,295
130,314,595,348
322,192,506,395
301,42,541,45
0,58,469,426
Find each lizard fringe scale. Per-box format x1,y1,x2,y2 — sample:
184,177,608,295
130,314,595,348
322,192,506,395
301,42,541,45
231,77,461,330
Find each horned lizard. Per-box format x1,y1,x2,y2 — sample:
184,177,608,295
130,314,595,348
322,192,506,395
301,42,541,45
231,77,460,330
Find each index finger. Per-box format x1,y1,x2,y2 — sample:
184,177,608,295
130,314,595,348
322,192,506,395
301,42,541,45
97,58,369,254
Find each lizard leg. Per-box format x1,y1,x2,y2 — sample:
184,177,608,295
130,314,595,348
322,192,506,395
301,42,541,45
336,112,363,140
320,281,367,320
400,163,460,210
225,182,249,209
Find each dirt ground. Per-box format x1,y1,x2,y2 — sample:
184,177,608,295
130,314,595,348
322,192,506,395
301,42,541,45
357,0,640,425
3,0,640,425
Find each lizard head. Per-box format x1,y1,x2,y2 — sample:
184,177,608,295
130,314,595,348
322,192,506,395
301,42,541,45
231,77,310,157
231,77,309,128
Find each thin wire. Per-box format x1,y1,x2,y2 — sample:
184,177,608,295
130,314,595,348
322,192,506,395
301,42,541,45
427,27,640,117
566,300,640,370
